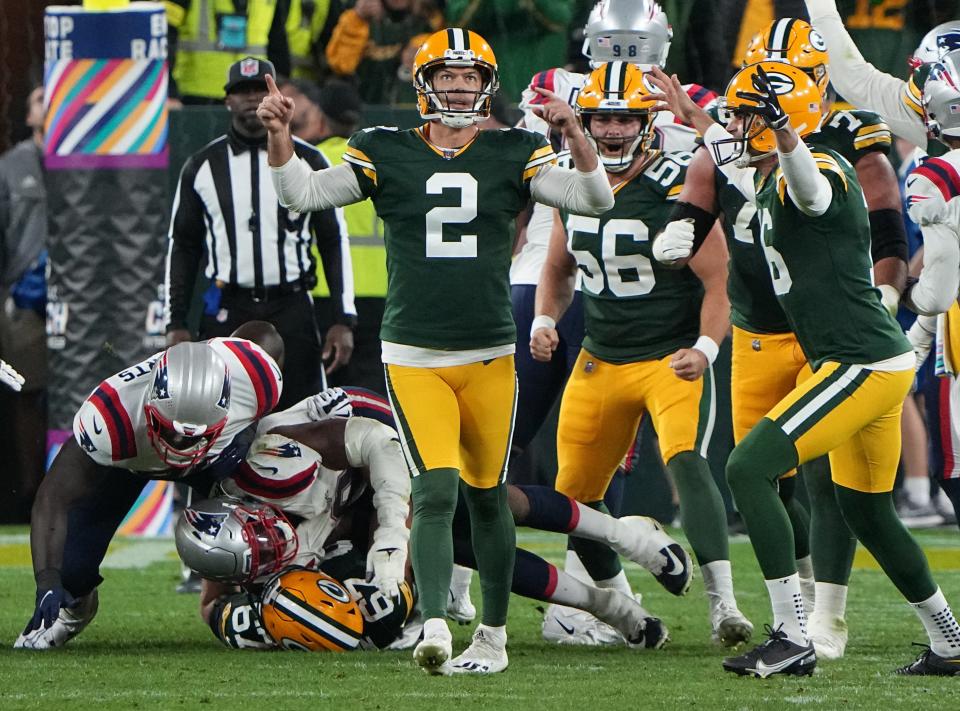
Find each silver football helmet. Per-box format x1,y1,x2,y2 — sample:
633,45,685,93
143,342,231,469
923,49,960,139
175,497,299,584
911,21,960,67
583,0,672,69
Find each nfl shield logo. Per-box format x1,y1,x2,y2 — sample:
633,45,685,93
240,58,259,78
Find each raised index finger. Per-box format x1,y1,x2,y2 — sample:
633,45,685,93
265,73,282,97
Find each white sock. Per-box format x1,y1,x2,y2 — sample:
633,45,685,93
701,560,735,607
811,582,847,621
796,556,815,614
564,548,593,583
569,501,620,544
475,623,507,648
765,574,807,645
796,555,814,579
548,567,596,609
904,476,931,506
423,617,451,640
450,565,473,596
910,587,960,657
596,569,633,597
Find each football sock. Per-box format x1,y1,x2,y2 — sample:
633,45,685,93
450,565,473,600
595,569,633,597
724,420,799,580
547,566,605,609
834,486,937,603
940,479,960,531
804,456,856,585
564,548,592,582
668,450,730,565
796,555,815,613
796,555,813,579
452,534,556,603
766,574,808,645
569,501,623,582
462,481,516,627
604,468,627,516
811,582,847,621
780,475,811,560
904,475,931,506
910,588,960,657
411,468,460,620
514,485,587,534
700,559,736,607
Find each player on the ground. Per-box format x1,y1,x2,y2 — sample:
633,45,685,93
531,61,751,647
650,60,960,678
15,322,284,650
258,27,614,675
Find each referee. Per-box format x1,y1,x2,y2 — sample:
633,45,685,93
165,57,356,410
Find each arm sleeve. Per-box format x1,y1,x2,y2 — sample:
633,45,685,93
343,417,410,540
778,140,833,217
324,9,370,76
907,222,960,315
271,159,365,213
164,158,206,331
530,162,615,216
804,0,929,147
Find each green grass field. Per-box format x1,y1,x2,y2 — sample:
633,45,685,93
0,526,957,710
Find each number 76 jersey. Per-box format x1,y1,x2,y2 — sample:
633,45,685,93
343,125,555,352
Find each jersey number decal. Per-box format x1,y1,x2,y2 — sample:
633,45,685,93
566,216,655,297
731,201,758,245
425,173,477,258
758,207,793,295
827,111,862,132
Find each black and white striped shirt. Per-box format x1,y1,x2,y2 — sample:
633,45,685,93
165,128,355,330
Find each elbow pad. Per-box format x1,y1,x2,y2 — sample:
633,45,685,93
869,208,908,264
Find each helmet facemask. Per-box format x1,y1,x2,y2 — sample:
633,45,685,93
416,59,499,128
711,100,776,168
234,503,299,582
580,110,656,172
144,405,227,470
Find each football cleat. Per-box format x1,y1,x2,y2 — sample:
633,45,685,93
895,645,960,676
387,609,423,651
807,612,847,660
722,624,816,678
710,599,754,647
413,621,453,676
593,589,668,650
449,626,508,675
14,589,100,650
612,516,693,596
542,604,623,646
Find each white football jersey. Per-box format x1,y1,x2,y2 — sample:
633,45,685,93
512,67,717,286
72,337,282,474
906,150,960,229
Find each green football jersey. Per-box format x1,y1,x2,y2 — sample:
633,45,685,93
755,147,910,369
344,126,554,350
811,109,892,164
563,151,703,364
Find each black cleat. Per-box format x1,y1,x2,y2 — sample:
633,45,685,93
722,624,816,679
895,645,960,676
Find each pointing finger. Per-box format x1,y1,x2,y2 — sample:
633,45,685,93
265,73,282,97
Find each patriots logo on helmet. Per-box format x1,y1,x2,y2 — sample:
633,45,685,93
185,509,228,536
152,354,171,400
262,442,302,458
77,421,97,453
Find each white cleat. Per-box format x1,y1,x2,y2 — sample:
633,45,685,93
542,604,622,646
808,613,848,660
388,609,423,651
446,579,477,625
593,589,669,650
710,599,753,648
413,621,453,676
612,516,693,596
449,626,508,674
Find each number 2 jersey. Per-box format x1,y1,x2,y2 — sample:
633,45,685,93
342,125,555,353
72,337,282,474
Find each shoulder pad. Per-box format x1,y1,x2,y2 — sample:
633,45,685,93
232,433,321,501
210,338,283,418
73,396,125,465
910,156,960,202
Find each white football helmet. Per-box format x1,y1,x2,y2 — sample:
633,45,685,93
583,0,672,69
911,20,960,68
923,49,960,139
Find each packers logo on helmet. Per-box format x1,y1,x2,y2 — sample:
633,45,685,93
713,61,823,167
576,61,660,173
742,18,830,96
261,569,365,652
412,28,499,129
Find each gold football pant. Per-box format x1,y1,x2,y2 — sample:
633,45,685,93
555,350,715,502
384,355,517,489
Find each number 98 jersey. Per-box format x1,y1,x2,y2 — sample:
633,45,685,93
343,126,555,352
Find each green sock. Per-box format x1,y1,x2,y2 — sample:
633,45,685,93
668,450,730,565
725,419,799,579
462,481,516,627
834,485,937,603
778,475,811,560
569,501,623,582
410,468,460,620
804,456,856,585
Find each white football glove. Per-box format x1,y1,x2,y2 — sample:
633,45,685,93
306,387,353,421
0,359,25,392
653,219,695,264
14,590,99,650
366,527,409,600
877,284,900,317
906,314,937,373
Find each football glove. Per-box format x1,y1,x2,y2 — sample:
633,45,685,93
653,219,695,264
0,359,24,392
366,527,409,600
735,65,789,131
307,387,353,421
15,588,98,650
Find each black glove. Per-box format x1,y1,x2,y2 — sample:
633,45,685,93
23,572,75,635
735,65,790,131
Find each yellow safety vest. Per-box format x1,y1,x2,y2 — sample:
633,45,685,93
286,0,330,80
166,0,275,100
311,136,388,298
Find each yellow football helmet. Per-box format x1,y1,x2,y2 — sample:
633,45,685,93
713,61,823,167
576,61,660,172
260,569,365,652
412,28,499,128
742,18,830,96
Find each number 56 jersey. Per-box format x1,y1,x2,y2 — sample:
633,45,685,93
343,126,555,353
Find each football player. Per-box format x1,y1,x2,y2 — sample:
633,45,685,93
258,28,615,675
511,0,718,645
654,18,910,661
649,60,960,677
0,358,25,391
15,321,284,650
531,61,751,647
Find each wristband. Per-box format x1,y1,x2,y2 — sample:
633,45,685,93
692,336,720,365
35,568,63,589
530,315,557,338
